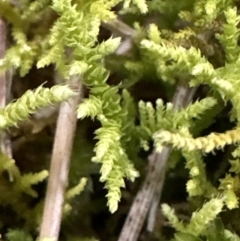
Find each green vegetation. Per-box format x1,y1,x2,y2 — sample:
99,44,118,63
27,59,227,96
1,0,240,240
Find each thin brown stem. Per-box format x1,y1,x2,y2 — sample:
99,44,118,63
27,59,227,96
39,76,82,241
102,19,136,55
102,19,136,38
118,81,195,241
0,19,6,108
0,19,13,181
147,85,197,232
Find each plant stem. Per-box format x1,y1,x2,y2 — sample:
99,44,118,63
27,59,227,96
118,81,196,241
102,19,136,38
147,83,196,232
0,19,6,109
0,18,13,181
39,76,82,241
102,19,136,55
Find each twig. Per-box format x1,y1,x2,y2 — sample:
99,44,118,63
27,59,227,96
0,19,14,181
101,19,136,38
147,84,196,232
102,19,136,55
0,19,6,109
118,82,195,241
39,75,82,241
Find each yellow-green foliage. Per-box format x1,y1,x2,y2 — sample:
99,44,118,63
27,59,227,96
123,0,148,13
162,198,225,237
154,127,240,153
65,178,87,200
216,7,240,63
6,229,33,241
186,198,224,235
2,0,240,239
125,0,240,238
184,150,217,197
35,0,140,212
0,153,48,228
63,178,88,216
0,0,50,76
0,85,76,129
0,0,143,216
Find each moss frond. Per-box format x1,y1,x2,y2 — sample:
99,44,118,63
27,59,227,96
161,203,185,232
65,178,87,200
6,229,33,241
180,0,233,27
0,1,22,26
216,7,240,63
16,171,49,197
184,150,216,197
0,85,76,129
22,0,51,21
77,96,103,119
219,174,239,209
123,0,148,13
37,0,121,79
154,127,240,153
0,154,48,226
92,119,138,212
141,39,214,84
186,198,224,235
